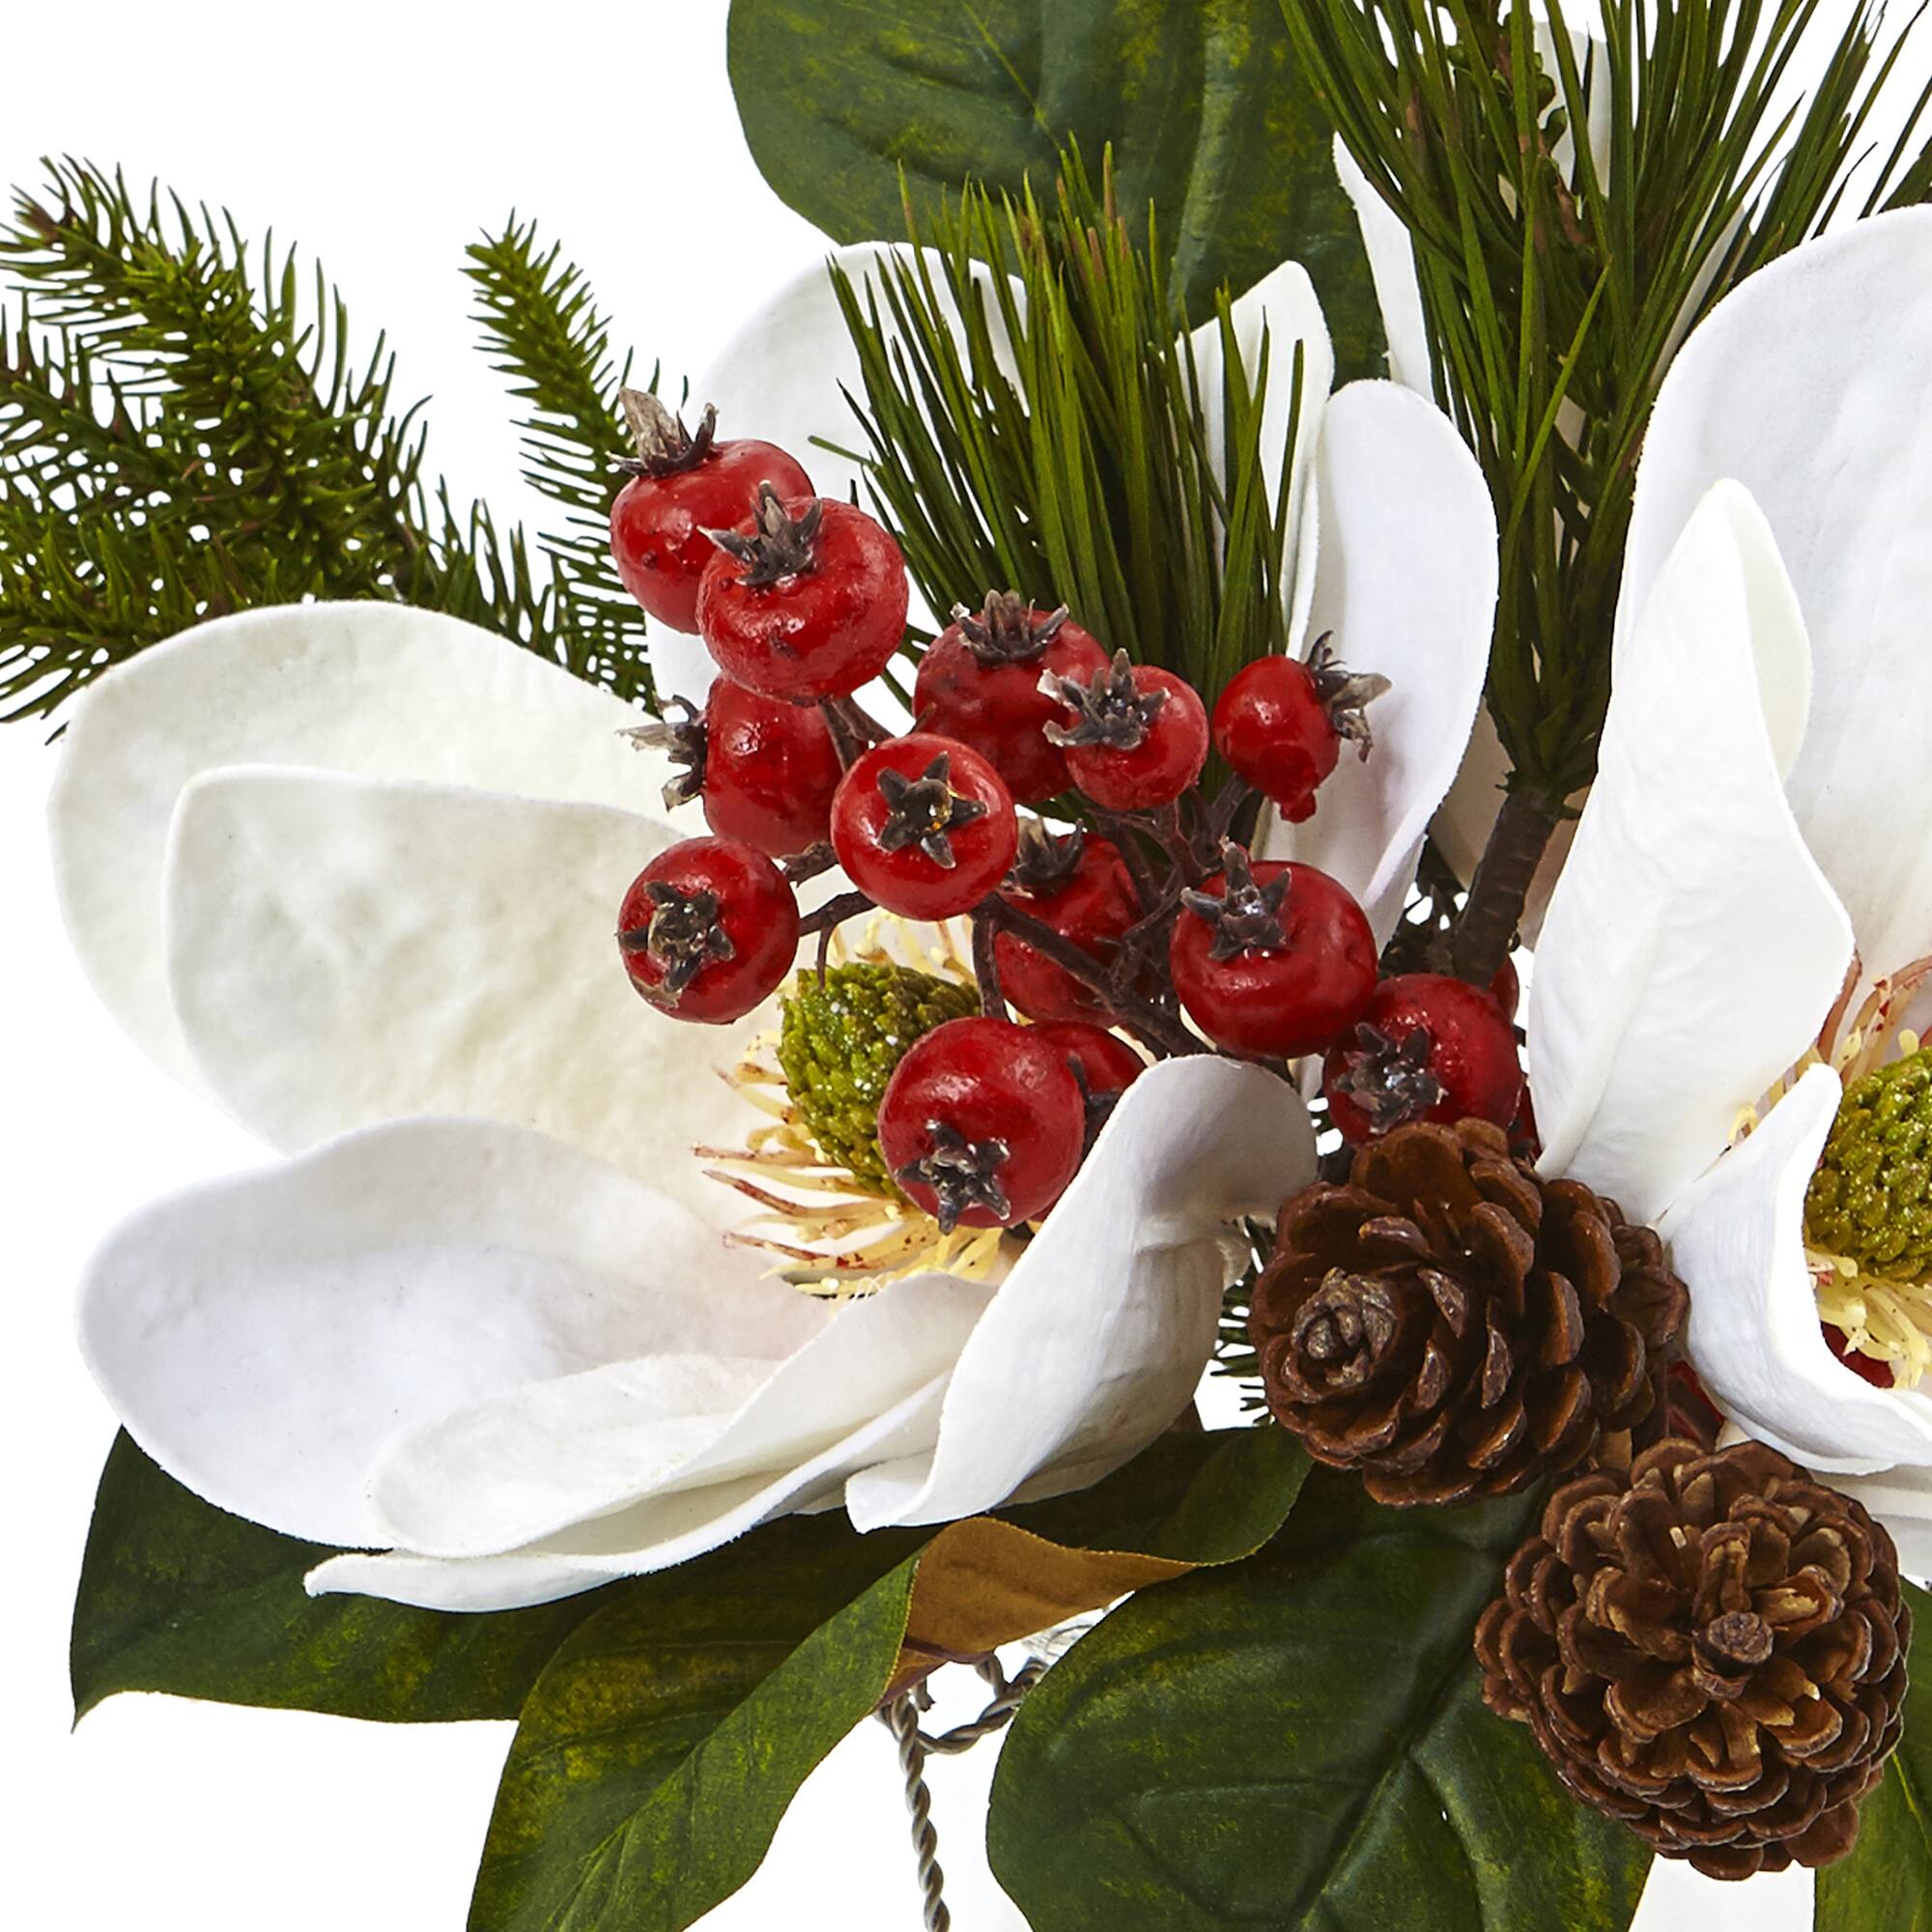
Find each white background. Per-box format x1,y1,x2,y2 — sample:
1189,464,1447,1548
0,4,1913,1927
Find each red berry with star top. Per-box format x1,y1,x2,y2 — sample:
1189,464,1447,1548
1210,637,1390,823
877,1017,1087,1233
608,391,812,634
1042,651,1208,811
1169,844,1377,1059
618,836,799,1024
634,680,843,860
831,733,1018,920
1321,972,1523,1145
993,826,1143,1023
696,485,909,700
913,592,1111,803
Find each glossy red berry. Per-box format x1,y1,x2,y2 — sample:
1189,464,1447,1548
1824,1323,1896,1390
877,1017,1086,1232
1209,638,1389,822
1032,1020,1147,1151
617,836,799,1025
1490,953,1520,1023
1042,651,1208,811
912,593,1110,803
638,681,843,859
608,392,812,634
1169,846,1377,1059
1321,972,1523,1144
696,486,909,700
831,733,1018,920
993,827,1142,1023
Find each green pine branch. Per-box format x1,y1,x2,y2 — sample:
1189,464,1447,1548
463,217,652,695
1283,0,1931,806
0,160,651,724
829,146,1305,712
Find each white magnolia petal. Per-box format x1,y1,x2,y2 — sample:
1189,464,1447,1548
48,602,670,1088
1333,137,1429,391
164,767,771,1208
77,1117,827,1548
304,1376,951,1612
1664,1064,1932,1473
846,1059,1316,1530
1621,207,1932,985
1833,1465,1932,1584
1187,259,1334,599
371,1275,991,1557
1280,382,1498,947
1530,484,1853,1223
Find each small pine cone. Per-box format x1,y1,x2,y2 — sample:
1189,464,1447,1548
1250,1119,1688,1504
1475,1439,1910,1880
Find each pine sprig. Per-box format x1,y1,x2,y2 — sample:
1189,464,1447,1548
464,218,652,696
828,147,1304,709
0,160,648,723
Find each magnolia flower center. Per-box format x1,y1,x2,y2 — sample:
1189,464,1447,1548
697,916,1010,1297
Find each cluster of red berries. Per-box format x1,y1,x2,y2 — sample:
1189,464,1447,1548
609,391,1524,1237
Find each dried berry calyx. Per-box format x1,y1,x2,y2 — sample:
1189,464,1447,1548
897,1121,1012,1234
615,386,718,477
624,696,706,811
1006,822,1089,895
952,589,1070,666
1328,1020,1446,1132
1250,1118,1689,1505
1041,649,1167,751
619,880,734,1000
1179,841,1289,960
1475,1438,1910,1881
704,481,822,585
776,963,977,1193
874,753,990,869
1305,634,1392,758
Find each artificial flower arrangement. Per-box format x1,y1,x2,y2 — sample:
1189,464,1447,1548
10,2,1932,1927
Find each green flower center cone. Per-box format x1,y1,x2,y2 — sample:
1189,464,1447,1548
1806,1045,1932,1277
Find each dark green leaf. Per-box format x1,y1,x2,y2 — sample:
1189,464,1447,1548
71,1432,609,1724
469,1424,1308,1931
1816,1577,1932,1932
725,0,1383,378
988,1469,1652,1931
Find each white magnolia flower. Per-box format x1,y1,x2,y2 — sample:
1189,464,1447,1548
1510,207,1932,1566
56,242,1497,1612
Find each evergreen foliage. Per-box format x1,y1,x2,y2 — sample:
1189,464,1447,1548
0,161,650,724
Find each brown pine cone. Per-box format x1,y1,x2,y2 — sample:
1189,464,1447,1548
1475,1439,1909,1879
1249,1118,1688,1504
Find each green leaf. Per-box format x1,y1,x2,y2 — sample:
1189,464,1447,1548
469,1424,1309,1931
71,1432,609,1724
1816,1577,1932,1932
988,1469,1653,1931
725,0,1384,379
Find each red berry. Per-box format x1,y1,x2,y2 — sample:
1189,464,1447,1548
608,394,812,634
617,836,799,1025
1209,639,1388,822
696,486,909,700
1169,846,1377,1059
1321,973,1523,1144
1032,1020,1147,1152
831,733,1018,920
1824,1323,1896,1390
1042,652,1208,811
877,1017,1086,1232
993,828,1142,1023
913,594,1110,803
699,681,844,858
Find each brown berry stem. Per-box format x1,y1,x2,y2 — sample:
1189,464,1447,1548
1450,783,1564,988
971,909,1008,1019
1089,810,1163,914
817,699,866,772
781,841,838,885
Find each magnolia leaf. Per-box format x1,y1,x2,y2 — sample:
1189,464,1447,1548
70,1432,611,1723
469,1424,1307,1932
724,0,1385,380
988,1469,1653,1931
1815,1577,1932,1932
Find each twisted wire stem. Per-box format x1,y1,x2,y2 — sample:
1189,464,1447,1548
876,1656,1050,1931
